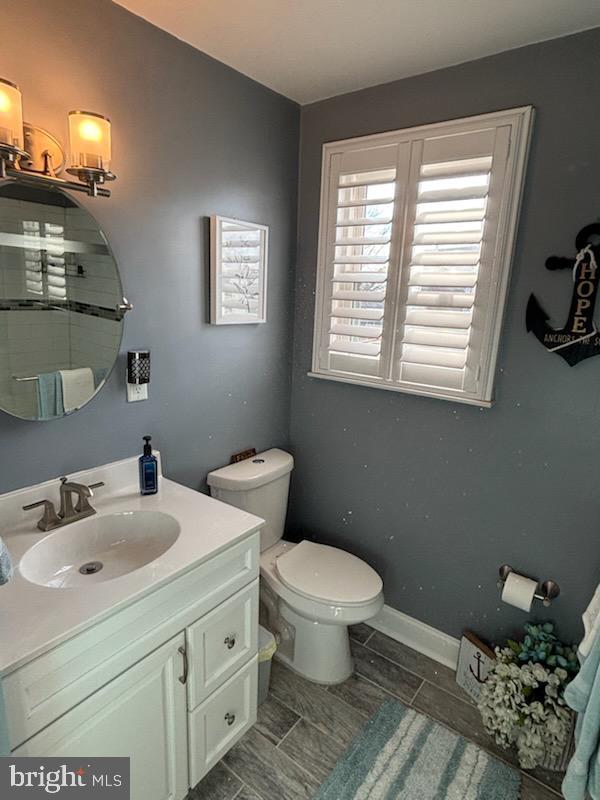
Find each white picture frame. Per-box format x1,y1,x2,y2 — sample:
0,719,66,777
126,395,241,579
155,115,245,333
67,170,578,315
210,215,269,325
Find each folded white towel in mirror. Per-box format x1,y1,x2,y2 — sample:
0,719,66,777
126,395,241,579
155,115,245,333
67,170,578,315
59,368,95,413
580,583,600,658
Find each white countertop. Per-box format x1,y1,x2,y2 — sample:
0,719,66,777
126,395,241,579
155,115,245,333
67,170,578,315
0,455,264,676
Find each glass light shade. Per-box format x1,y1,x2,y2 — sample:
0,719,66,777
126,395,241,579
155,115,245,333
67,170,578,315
0,79,24,151
68,111,111,172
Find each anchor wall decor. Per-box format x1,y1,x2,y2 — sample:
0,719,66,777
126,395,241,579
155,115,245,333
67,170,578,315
526,223,600,366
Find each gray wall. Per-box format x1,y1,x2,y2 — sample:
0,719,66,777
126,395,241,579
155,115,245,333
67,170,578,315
0,0,299,493
289,28,600,643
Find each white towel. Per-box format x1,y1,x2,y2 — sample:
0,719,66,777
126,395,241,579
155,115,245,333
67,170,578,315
59,368,94,413
580,584,600,658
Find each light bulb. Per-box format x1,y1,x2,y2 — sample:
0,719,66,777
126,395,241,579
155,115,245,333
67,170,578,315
79,119,103,143
68,111,111,172
0,78,24,151
0,90,11,113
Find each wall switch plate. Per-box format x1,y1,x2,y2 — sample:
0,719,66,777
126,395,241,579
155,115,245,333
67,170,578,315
127,383,148,402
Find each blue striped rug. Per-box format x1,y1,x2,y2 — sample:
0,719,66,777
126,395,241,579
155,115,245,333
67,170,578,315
315,700,520,800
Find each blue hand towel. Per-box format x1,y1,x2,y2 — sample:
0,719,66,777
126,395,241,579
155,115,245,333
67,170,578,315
562,628,600,800
37,371,64,419
93,367,108,389
0,537,13,586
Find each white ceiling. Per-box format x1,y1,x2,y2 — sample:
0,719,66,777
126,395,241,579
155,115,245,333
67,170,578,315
114,1,600,104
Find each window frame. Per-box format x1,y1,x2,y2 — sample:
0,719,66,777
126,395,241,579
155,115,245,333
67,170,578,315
309,106,534,407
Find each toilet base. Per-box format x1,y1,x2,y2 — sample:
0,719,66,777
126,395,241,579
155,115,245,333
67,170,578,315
266,594,354,685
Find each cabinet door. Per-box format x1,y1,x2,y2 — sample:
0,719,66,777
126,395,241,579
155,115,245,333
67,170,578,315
188,656,258,787
187,580,258,709
14,634,188,800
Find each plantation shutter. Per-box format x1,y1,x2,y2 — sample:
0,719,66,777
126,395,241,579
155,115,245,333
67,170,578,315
22,219,67,301
312,108,532,405
315,142,407,378
395,125,511,396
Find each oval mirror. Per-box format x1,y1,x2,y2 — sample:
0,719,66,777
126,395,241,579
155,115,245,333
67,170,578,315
0,183,123,420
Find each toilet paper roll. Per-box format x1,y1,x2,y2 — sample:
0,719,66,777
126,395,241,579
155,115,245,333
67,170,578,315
501,572,538,612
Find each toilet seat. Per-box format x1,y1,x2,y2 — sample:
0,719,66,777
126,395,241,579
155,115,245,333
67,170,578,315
275,540,382,605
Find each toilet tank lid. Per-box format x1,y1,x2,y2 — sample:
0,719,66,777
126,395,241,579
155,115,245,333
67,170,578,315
207,448,294,491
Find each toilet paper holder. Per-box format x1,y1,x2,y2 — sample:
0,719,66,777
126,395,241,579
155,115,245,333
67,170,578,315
497,565,561,608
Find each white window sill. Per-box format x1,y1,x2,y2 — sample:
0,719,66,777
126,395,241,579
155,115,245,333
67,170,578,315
307,371,494,408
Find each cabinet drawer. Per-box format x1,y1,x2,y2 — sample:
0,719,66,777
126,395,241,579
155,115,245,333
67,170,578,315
188,656,257,787
187,580,258,709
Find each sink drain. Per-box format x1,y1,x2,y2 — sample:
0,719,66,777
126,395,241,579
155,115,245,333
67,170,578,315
79,561,103,575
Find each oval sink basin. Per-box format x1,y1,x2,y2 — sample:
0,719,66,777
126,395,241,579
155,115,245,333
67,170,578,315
20,511,180,589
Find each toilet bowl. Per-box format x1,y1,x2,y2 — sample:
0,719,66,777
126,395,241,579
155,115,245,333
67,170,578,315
260,539,383,683
207,449,384,684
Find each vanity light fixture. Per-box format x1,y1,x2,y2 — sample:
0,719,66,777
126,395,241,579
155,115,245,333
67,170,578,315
0,77,115,198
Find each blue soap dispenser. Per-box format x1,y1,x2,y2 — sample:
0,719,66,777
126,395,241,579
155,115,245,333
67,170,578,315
139,435,158,495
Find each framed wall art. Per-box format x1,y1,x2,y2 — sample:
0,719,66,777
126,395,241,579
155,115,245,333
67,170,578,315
210,215,268,325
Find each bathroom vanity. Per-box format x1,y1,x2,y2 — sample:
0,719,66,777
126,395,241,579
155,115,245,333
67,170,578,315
0,455,263,800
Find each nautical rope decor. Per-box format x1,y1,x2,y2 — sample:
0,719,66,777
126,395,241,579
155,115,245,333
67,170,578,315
526,223,600,366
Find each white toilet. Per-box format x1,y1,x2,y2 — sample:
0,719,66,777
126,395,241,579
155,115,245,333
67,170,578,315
207,448,384,684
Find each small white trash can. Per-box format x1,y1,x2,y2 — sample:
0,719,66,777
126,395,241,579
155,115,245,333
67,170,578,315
258,625,277,704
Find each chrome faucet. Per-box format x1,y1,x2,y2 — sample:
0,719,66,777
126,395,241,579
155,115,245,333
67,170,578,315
23,477,105,531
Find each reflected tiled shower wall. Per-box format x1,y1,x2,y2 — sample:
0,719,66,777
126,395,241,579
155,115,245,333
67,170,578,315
64,206,120,309
0,202,121,417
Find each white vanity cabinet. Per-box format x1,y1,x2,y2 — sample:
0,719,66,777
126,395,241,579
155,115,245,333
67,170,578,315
2,531,261,800
14,635,189,800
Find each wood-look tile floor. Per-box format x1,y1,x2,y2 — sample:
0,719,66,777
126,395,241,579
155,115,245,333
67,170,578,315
190,624,564,800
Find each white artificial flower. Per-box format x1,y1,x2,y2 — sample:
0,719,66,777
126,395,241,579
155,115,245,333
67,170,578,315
477,647,574,770
520,667,538,687
546,715,562,735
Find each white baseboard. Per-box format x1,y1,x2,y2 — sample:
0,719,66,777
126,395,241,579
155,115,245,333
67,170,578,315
369,605,460,671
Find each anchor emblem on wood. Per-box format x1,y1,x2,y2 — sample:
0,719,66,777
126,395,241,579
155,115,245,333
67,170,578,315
526,223,600,366
469,651,486,684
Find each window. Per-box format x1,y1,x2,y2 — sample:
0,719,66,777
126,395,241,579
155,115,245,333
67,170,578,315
22,219,67,302
311,107,533,406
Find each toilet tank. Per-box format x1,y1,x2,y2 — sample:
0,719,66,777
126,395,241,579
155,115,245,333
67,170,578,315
207,449,294,552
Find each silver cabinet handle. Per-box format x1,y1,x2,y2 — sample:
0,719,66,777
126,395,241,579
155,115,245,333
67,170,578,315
224,712,236,726
224,635,236,650
178,645,188,685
